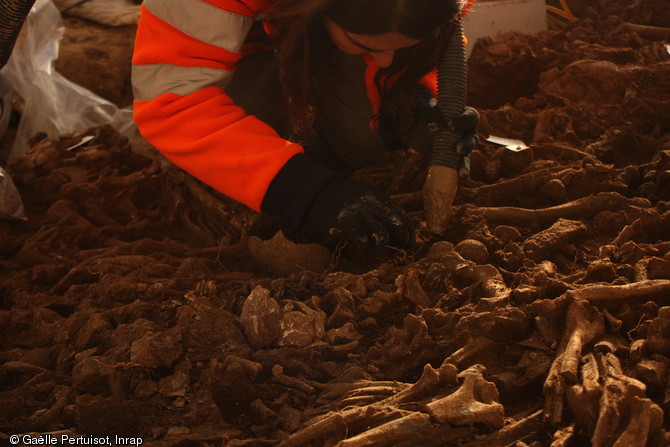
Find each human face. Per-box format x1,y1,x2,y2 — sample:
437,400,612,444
324,17,421,68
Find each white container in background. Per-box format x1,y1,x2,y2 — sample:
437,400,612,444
462,0,548,57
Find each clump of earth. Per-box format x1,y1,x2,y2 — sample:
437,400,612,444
1,0,670,445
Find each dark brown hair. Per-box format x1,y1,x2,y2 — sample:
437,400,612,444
268,0,462,135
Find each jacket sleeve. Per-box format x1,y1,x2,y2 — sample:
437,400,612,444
132,0,334,218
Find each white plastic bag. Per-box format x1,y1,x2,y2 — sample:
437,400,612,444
54,0,141,27
0,0,134,160
0,166,27,221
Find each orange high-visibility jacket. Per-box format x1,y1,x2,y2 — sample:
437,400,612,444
132,0,473,228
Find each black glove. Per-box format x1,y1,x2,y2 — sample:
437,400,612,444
452,106,480,157
379,92,479,166
379,86,436,153
306,178,414,250
438,105,479,179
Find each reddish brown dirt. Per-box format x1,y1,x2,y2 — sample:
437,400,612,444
1,1,670,446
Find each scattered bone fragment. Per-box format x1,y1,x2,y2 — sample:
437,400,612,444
612,218,642,246
248,231,331,274
277,363,485,446
550,424,575,447
567,279,670,303
479,192,650,225
314,379,405,409
398,268,431,307
278,364,443,446
639,307,670,357
459,409,544,447
277,405,414,447
426,240,468,268
443,337,497,368
540,178,568,203
559,300,605,383
636,256,670,281
389,363,444,405
271,365,317,395
393,425,474,446
277,300,326,347
458,165,565,206
534,315,560,349
522,218,587,262
325,322,359,345
492,225,523,245
609,395,663,447
561,343,666,447
566,353,601,429
591,353,663,447
425,364,504,429
621,22,670,40
321,287,357,328
455,239,490,264
635,360,668,389
494,350,552,395
250,398,278,424
336,412,433,447
543,299,605,424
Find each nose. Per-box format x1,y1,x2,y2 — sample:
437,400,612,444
370,50,395,68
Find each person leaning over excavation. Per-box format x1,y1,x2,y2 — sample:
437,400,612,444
131,0,479,250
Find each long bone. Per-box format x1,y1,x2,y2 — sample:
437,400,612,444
543,299,605,425
277,363,445,447
591,353,663,447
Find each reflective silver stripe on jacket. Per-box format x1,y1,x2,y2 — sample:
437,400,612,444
144,0,253,52
133,0,253,101
132,64,235,101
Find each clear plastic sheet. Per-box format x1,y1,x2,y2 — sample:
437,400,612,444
0,0,135,219
1,0,134,160
0,166,27,220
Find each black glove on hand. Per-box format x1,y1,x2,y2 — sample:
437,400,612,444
306,178,414,250
453,106,480,156
448,106,479,180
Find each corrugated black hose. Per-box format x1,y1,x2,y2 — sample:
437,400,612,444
431,21,467,170
422,21,468,231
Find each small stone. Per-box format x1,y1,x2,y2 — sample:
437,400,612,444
277,300,326,347
239,286,281,348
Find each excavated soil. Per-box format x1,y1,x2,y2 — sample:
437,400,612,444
1,1,670,446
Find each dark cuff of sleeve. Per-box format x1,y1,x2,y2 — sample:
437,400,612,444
261,153,336,231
